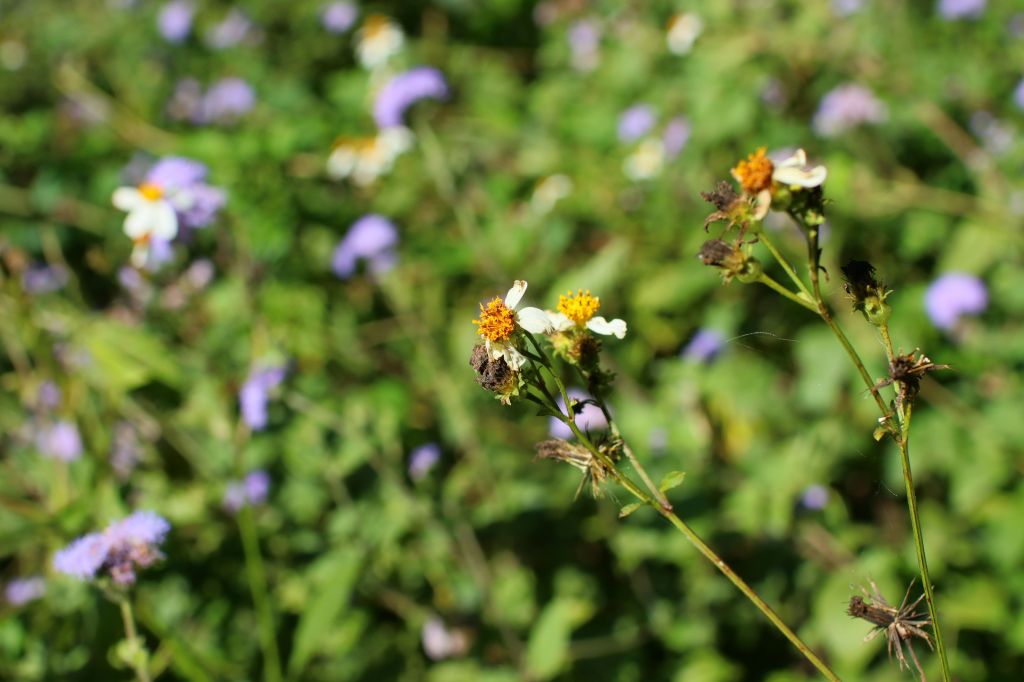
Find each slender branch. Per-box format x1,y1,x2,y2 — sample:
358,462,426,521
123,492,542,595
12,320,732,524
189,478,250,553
238,508,283,682
118,597,152,682
756,273,819,313
757,231,814,301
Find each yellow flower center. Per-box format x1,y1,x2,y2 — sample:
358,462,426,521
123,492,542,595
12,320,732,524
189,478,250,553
138,182,164,201
557,289,600,326
730,147,774,194
363,14,391,40
474,297,516,342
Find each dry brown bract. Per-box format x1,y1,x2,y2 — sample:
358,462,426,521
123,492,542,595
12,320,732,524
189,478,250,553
848,580,934,680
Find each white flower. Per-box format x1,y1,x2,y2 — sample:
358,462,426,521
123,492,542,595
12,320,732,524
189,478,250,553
623,138,665,181
473,280,552,369
549,289,627,339
111,184,178,267
666,13,703,55
356,15,404,70
772,149,827,188
327,127,413,186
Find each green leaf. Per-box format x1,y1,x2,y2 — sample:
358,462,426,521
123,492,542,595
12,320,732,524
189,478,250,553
659,471,687,493
287,550,362,676
75,320,181,390
525,599,575,680
618,502,643,518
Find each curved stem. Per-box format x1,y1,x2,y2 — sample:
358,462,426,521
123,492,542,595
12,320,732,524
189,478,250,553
757,273,819,313
757,232,814,301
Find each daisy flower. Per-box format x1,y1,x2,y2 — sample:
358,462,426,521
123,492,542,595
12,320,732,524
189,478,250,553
473,280,552,369
356,14,404,70
549,289,627,339
772,149,827,188
666,13,703,55
326,128,412,186
111,183,178,267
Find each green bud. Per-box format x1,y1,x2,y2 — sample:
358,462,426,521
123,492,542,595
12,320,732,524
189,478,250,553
736,257,763,284
863,296,892,327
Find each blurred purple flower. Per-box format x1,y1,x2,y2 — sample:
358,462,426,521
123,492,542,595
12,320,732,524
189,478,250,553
924,273,987,331
937,0,985,20
618,104,656,143
812,84,887,137
373,67,448,129
1014,78,1024,111
21,264,69,294
5,577,45,606
36,420,83,462
223,470,271,512
549,389,608,439
54,511,169,585
240,365,287,430
422,616,468,660
1010,14,1024,38
968,111,1013,155
567,18,601,72
800,484,830,510
321,1,358,34
145,157,226,230
199,77,255,123
332,214,399,279
205,8,256,49
408,443,441,480
662,116,691,159
37,381,61,409
682,329,725,363
111,421,141,480
167,77,203,122
157,1,194,43
833,0,863,15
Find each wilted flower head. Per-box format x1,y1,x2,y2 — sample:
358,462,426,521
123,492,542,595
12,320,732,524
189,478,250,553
408,443,441,480
321,1,358,34
199,77,255,123
332,214,399,279
937,0,985,20
883,350,950,407
666,12,703,55
473,280,552,370
924,273,987,331
240,365,287,431
549,389,608,439
36,420,83,462
617,104,656,143
223,470,271,512
373,67,448,129
842,260,891,326
157,0,194,43
205,8,256,49
326,127,412,186
5,577,46,606
567,18,601,72
682,328,725,363
530,174,573,214
813,84,887,137
698,239,762,283
356,15,404,69
549,289,627,339
54,511,170,585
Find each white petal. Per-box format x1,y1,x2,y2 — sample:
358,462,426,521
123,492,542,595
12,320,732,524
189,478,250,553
504,280,527,309
326,147,356,179
501,345,527,370
587,317,627,339
777,149,808,169
123,205,155,239
548,312,574,332
517,306,553,334
151,201,179,240
112,187,143,211
773,164,827,188
130,243,149,268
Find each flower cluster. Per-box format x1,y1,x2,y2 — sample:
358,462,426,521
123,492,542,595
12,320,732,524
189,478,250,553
617,105,690,180
240,364,287,431
54,511,170,586
223,470,271,513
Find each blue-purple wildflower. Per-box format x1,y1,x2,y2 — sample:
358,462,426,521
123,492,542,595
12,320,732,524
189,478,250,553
157,0,194,43
924,273,988,331
800,484,830,511
110,421,141,480
21,264,69,294
408,443,441,481
205,8,256,49
54,511,170,585
240,365,287,431
1014,78,1024,111
549,389,608,439
662,116,691,159
833,0,863,16
567,18,601,72
373,67,449,129
199,77,255,123
223,470,271,512
617,104,656,143
331,214,399,279
36,420,83,462
5,577,46,606
145,157,227,231
937,0,986,20
321,1,358,34
37,381,61,409
812,84,887,137
682,329,725,363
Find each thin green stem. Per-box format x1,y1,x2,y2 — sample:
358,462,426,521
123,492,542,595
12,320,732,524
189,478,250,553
238,507,283,682
756,273,819,313
119,597,152,682
757,232,814,301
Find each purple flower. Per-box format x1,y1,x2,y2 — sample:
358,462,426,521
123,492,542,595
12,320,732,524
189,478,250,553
1014,78,1024,111
408,443,441,480
111,421,141,479
937,0,985,20
36,420,83,461
54,511,172,584
833,0,863,15
21,264,69,294
812,84,887,137
205,9,256,49
422,616,468,660
167,77,203,122
223,470,271,512
321,1,358,34
157,1,194,43
549,389,608,439
617,104,656,143
968,111,1013,155
662,116,691,159
924,273,988,331
5,577,45,606
331,214,399,279
37,381,61,409
682,329,725,363
240,365,287,430
145,157,226,230
54,533,109,580
800,484,830,510
373,67,449,129
199,77,256,123
567,19,601,72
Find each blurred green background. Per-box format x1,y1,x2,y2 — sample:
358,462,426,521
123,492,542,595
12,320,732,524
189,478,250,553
1,0,1022,680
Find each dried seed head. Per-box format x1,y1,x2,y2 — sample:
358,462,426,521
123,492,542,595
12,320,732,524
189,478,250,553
700,181,739,212
469,344,522,404
842,260,891,326
698,239,762,283
887,349,949,401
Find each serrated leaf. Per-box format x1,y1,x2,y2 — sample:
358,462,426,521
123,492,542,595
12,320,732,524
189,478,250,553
619,502,643,518
659,470,687,493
